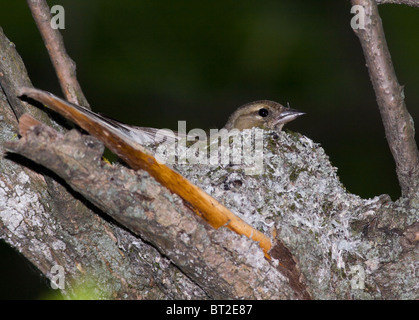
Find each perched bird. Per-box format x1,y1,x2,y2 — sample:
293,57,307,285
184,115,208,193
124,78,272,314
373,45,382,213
117,99,305,145
18,88,305,147
17,87,305,258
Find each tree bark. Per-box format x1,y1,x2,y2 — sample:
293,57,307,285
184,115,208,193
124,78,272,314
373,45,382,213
0,27,206,300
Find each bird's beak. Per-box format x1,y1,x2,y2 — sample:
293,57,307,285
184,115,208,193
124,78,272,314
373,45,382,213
275,108,306,127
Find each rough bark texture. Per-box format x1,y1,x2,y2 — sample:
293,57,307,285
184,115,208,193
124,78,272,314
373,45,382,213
3,116,418,299
0,25,418,299
5,120,301,299
0,26,206,300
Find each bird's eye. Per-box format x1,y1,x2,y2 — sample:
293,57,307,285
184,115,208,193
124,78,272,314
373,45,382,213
258,108,269,117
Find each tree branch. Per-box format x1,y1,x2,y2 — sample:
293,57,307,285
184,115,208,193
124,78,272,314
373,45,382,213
5,113,418,299
0,27,189,300
26,0,89,107
0,27,46,121
6,115,301,299
351,0,419,197
17,87,273,259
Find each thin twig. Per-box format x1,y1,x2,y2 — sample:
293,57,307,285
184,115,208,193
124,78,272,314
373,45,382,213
26,0,89,107
376,0,419,7
351,0,419,196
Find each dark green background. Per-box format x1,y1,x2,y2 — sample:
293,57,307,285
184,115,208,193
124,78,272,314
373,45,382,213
0,0,418,299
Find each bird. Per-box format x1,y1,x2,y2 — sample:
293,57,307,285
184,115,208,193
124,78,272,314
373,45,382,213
223,100,305,131
127,99,306,146
17,87,305,258
18,88,305,148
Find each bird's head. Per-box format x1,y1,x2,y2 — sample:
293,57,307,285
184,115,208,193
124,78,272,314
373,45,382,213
224,100,305,131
